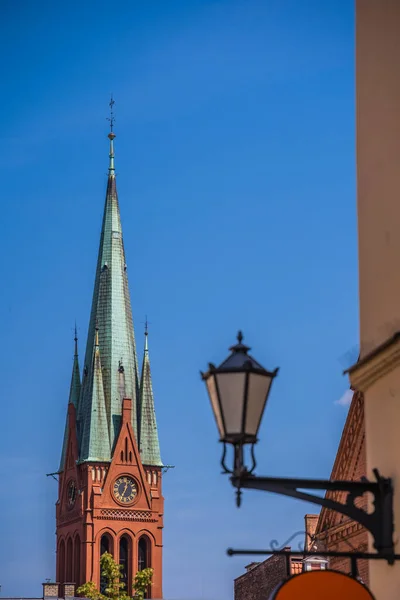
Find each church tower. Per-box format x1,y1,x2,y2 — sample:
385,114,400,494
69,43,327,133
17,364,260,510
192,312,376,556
56,110,164,599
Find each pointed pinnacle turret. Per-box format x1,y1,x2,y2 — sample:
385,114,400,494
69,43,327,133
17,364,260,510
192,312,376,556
79,326,111,462
59,327,82,472
138,324,163,466
70,327,81,409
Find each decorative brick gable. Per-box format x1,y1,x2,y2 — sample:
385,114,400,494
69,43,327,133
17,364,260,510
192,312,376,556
316,390,368,584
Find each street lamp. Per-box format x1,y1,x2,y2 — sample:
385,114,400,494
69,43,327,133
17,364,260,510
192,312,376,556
201,332,397,564
201,331,279,481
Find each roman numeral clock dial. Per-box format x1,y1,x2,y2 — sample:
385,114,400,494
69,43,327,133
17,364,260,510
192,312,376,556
67,480,77,509
113,476,138,504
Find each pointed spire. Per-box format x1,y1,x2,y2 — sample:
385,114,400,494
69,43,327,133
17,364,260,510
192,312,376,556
138,324,163,466
69,324,81,408
59,327,82,472
78,103,140,455
79,326,111,462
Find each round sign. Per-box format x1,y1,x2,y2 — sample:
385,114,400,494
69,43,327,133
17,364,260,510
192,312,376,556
270,570,375,600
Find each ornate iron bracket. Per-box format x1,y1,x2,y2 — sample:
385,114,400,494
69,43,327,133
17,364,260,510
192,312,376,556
230,467,395,563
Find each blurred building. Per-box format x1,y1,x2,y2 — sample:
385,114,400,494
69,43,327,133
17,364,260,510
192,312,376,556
234,390,369,599
234,515,327,600
316,390,369,585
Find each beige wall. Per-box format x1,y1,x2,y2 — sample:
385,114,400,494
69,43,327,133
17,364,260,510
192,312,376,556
356,1,400,597
362,370,400,597
357,0,400,355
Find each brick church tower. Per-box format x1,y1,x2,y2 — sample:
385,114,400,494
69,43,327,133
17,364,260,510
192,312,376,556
55,117,164,599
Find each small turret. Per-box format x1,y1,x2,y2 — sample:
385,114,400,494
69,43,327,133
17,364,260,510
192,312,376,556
138,323,163,466
79,324,111,462
59,326,81,472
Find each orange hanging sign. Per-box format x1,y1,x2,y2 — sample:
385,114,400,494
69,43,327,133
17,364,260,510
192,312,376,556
270,570,375,599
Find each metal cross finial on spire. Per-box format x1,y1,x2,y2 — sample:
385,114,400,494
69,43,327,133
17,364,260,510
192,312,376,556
107,96,116,174
144,315,152,336
107,95,115,134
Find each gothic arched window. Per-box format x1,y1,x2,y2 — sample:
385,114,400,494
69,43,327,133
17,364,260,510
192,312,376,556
100,534,110,555
59,539,66,584
138,536,151,570
100,534,113,594
74,535,81,586
138,536,151,598
66,538,73,582
119,535,131,594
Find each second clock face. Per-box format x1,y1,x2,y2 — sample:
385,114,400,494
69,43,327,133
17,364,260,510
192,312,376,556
67,480,77,509
113,476,138,504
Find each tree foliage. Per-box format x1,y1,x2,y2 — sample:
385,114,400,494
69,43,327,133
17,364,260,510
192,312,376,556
101,552,128,600
77,553,153,600
77,553,127,600
132,568,153,600
76,580,104,600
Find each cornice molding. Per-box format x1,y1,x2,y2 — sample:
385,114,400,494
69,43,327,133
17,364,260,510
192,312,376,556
346,332,400,391
98,508,157,522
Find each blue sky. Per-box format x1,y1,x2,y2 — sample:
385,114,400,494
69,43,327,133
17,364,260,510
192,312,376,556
0,1,356,598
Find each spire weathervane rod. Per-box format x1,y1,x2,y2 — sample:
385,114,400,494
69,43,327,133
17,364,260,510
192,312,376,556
107,94,115,133
143,315,151,351
74,321,78,356
107,95,116,175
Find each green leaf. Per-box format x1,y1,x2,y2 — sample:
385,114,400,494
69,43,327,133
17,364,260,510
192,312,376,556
132,567,153,600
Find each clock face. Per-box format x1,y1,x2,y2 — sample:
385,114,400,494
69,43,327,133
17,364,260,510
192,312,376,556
67,480,77,509
113,476,138,504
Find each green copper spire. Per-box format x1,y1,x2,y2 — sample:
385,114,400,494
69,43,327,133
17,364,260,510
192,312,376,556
77,105,140,461
79,326,111,462
59,327,82,471
138,326,163,466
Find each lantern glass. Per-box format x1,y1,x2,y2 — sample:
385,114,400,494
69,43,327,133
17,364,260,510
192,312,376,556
215,372,246,439
206,374,225,439
245,372,274,437
202,332,279,446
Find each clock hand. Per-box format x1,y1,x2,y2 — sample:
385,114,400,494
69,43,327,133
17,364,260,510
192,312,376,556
123,483,128,495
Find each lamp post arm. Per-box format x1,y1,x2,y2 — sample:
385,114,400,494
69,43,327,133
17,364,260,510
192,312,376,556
231,470,394,561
